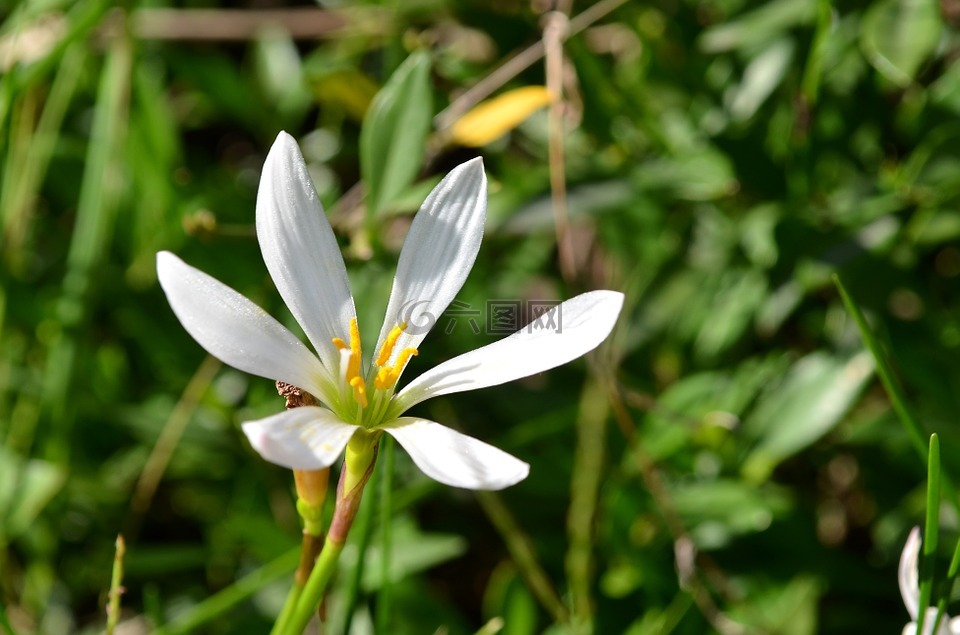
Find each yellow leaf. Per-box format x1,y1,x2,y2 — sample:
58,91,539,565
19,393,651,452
451,86,554,147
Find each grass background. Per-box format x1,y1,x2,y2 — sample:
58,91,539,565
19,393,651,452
2,0,960,632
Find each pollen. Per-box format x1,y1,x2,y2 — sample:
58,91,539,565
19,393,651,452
332,338,348,351
376,322,407,366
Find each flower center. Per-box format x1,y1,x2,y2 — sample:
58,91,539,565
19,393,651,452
332,318,418,425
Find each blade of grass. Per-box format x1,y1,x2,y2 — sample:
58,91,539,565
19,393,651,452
128,356,221,532
833,275,960,512
40,17,132,460
1,42,86,270
0,86,37,265
833,275,926,455
565,376,609,629
476,490,569,625
153,547,299,635
917,434,940,635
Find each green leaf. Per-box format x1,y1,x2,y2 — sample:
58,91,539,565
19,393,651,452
670,480,792,548
253,26,311,123
360,51,432,218
727,39,795,122
728,576,821,635
633,148,738,201
743,351,874,481
699,0,815,53
860,0,942,87
152,548,299,635
357,516,466,592
482,565,539,635
0,447,66,540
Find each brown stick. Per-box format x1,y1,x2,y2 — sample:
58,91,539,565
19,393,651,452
129,8,349,41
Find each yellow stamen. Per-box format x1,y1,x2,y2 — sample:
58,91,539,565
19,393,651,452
376,323,407,366
375,347,419,390
346,318,362,382
332,338,348,351
374,367,393,390
392,347,418,373
349,376,368,408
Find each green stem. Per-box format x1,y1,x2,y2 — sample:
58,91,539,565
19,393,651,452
270,582,303,635
918,434,941,635
106,534,126,635
280,449,377,635
934,536,960,633
282,539,345,635
341,476,377,634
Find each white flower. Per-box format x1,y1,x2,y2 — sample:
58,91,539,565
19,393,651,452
157,132,623,491
900,527,960,635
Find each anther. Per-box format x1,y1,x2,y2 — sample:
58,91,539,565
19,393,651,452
376,323,407,367
375,347,419,390
374,367,393,390
346,318,362,382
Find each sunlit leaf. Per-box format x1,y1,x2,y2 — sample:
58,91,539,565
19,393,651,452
860,0,942,87
450,86,553,147
360,51,432,218
743,351,875,481
726,39,794,121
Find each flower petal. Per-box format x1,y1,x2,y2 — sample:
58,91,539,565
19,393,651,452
899,526,921,621
157,251,333,403
241,407,360,470
381,417,529,490
395,290,624,412
374,158,487,367
902,609,954,635
257,131,356,373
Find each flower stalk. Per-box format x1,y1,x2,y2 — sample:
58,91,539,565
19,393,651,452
272,382,331,634
281,444,379,635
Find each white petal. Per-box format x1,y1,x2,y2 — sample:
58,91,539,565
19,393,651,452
257,131,356,372
900,526,921,621
241,407,360,470
395,290,624,412
157,252,333,403
374,158,487,367
902,609,954,635
381,417,529,490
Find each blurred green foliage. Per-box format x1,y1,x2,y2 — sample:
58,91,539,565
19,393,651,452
2,0,960,633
